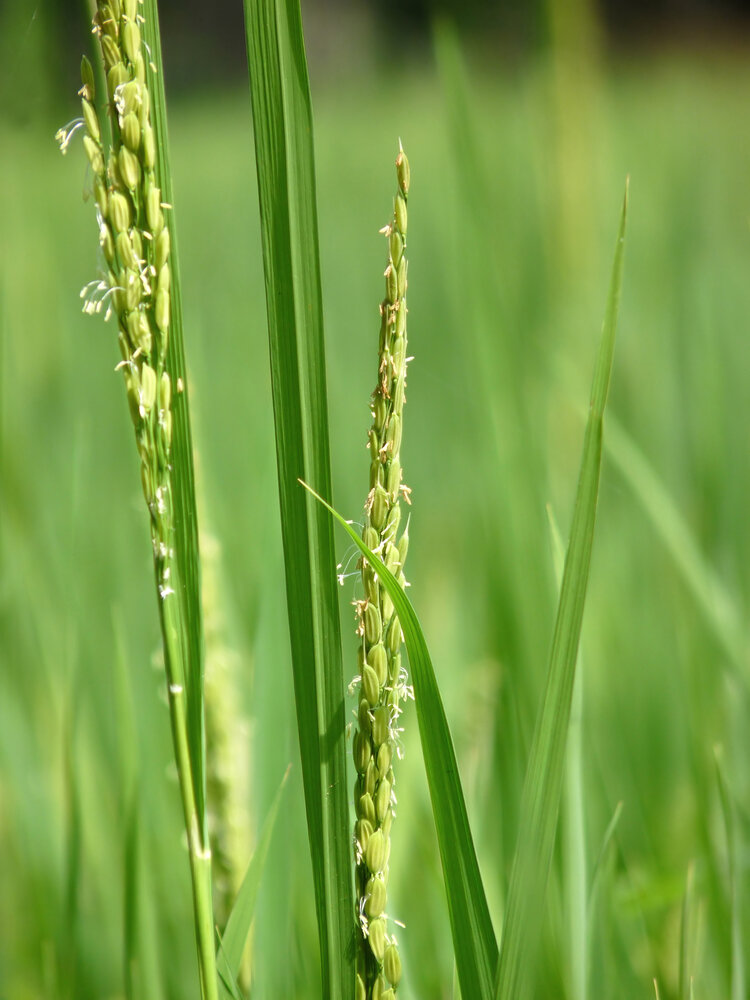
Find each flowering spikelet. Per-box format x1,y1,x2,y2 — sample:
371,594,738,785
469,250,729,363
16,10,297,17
65,9,221,1000
70,1,174,603
353,144,412,998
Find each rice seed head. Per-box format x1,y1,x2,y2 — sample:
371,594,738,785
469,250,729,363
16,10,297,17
365,829,386,873
352,146,411,997
69,0,178,637
383,945,402,987
83,135,105,176
396,145,410,195
368,919,386,963
358,793,376,827
356,819,374,854
81,99,100,142
142,124,156,169
365,602,382,645
394,194,407,235
367,643,387,687
121,112,141,151
80,55,95,100
121,20,140,63
108,190,131,233
372,976,388,1000
364,759,377,797
372,706,389,748
362,664,380,707
101,33,121,71
354,730,372,774
375,777,391,824
358,697,372,734
364,875,387,919
155,227,170,271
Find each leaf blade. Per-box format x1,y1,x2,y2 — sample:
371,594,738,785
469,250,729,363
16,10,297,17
217,765,291,994
242,1,354,996
494,185,628,1000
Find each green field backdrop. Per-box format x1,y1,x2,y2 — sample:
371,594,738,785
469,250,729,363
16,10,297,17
2,3,750,998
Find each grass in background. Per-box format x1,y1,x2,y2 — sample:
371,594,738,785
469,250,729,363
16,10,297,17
2,6,750,999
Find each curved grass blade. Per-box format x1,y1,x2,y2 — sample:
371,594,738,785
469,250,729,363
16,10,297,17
217,766,291,998
546,505,587,1000
61,680,82,997
588,800,623,909
604,415,748,677
242,1,354,995
113,613,165,1000
714,747,745,1000
217,957,244,1000
301,482,498,1000
494,184,628,1000
678,862,697,1000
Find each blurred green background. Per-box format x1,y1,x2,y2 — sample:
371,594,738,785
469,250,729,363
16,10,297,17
2,1,750,998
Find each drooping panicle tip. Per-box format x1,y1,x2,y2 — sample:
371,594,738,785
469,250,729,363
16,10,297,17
396,146,410,197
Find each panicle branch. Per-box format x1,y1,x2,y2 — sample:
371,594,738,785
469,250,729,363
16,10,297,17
353,145,411,1000
75,0,174,589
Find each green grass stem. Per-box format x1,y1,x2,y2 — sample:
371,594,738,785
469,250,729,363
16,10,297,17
242,0,355,995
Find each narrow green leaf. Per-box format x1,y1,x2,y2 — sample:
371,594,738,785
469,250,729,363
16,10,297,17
123,797,143,1000
546,506,587,1000
588,800,623,910
301,482,498,1000
494,185,628,1000
242,1,354,996
61,680,82,997
715,747,745,1000
217,766,291,996
217,960,245,1000
604,414,748,677
452,962,463,1000
678,862,696,1000
114,606,165,1000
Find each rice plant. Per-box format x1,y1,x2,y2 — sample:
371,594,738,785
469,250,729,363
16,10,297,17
69,2,217,996
5,0,749,997
66,0,623,995
351,146,411,1000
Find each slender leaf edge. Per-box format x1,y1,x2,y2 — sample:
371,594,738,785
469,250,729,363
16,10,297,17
300,480,498,1000
494,180,628,999
217,764,292,996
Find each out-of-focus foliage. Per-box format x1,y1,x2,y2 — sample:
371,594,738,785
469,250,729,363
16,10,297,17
2,2,750,997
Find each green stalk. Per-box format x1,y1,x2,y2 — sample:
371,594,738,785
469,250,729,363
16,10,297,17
242,0,355,995
547,507,587,1000
715,748,745,1000
161,600,217,1000
68,3,217,996
352,147,410,1000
